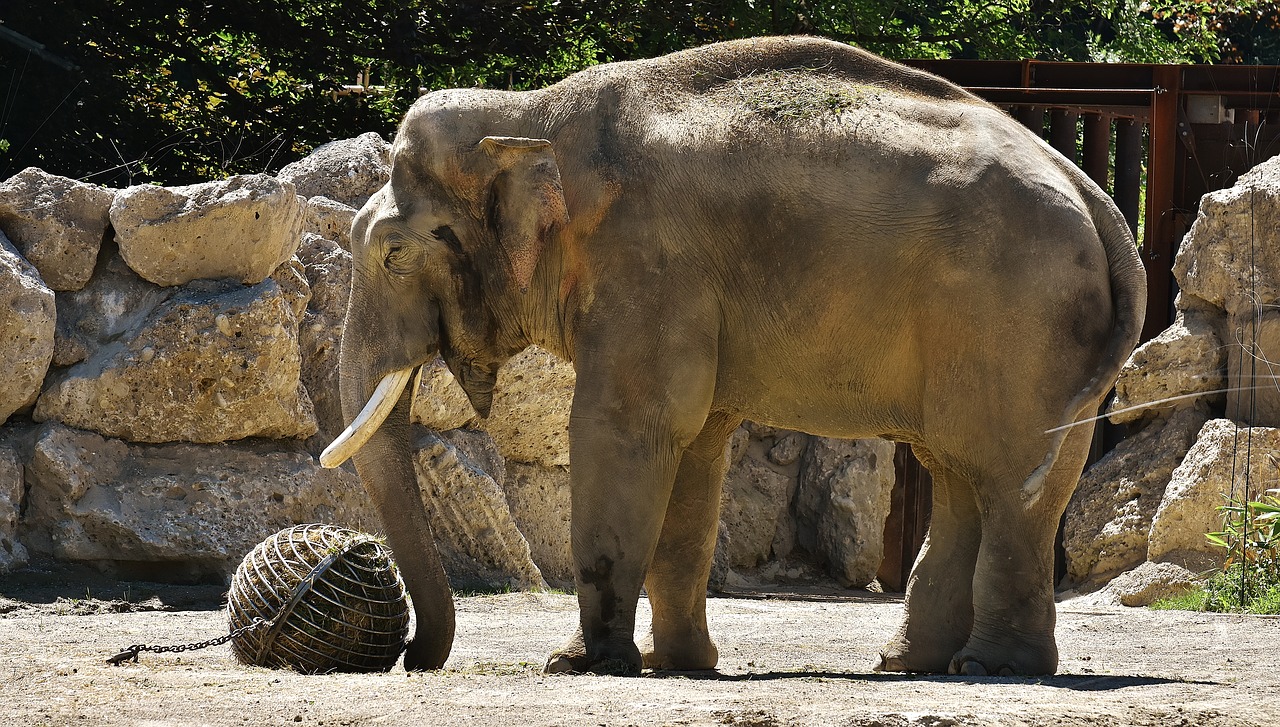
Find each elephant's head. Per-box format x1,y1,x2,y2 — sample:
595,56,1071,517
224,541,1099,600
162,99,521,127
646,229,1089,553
317,94,568,669
323,97,569,469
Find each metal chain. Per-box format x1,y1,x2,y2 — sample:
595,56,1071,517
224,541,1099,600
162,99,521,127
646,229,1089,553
107,617,272,665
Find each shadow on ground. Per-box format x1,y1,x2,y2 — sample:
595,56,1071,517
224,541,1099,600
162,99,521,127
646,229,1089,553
649,669,1216,690
0,562,226,613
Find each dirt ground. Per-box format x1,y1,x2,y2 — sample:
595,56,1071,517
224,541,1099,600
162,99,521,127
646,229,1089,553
2,566,1278,727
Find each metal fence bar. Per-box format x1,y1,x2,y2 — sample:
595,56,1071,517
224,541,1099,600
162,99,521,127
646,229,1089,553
1114,119,1144,236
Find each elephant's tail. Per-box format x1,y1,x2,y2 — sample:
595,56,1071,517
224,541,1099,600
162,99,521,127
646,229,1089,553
1022,180,1148,505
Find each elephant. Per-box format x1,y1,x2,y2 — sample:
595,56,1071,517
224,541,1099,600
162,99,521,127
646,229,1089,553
321,35,1146,677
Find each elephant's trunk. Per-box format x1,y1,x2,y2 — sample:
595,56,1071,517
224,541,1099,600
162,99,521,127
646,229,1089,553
337,350,455,669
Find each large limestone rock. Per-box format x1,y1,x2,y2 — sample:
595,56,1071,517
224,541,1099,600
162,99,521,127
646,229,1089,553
277,133,390,209
795,436,896,587
1173,155,1280,318
1063,407,1209,587
0,232,56,425
1108,303,1226,425
35,274,317,443
1224,310,1280,427
1149,418,1280,571
111,174,305,287
0,167,114,291
1107,561,1201,607
50,246,171,368
412,427,545,591
303,197,357,251
22,423,376,580
412,346,575,467
485,346,575,466
1066,561,1201,608
296,234,351,449
503,462,573,588
717,426,798,572
0,446,28,573
412,357,478,432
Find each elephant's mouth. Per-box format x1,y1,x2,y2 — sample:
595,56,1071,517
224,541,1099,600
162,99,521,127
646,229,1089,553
439,320,497,419
319,367,415,468
446,355,497,419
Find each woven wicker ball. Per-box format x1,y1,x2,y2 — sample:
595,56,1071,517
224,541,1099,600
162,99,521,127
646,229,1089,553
226,524,410,673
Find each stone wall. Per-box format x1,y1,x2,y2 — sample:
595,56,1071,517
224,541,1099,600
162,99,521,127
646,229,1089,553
1063,154,1280,602
0,135,896,592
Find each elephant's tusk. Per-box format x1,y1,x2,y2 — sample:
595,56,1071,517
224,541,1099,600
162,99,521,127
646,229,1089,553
319,367,415,468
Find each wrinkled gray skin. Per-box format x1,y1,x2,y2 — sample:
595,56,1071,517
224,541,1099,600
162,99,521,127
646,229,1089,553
340,36,1146,676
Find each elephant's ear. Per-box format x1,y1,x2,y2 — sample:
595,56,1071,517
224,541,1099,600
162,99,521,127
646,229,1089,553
478,136,569,293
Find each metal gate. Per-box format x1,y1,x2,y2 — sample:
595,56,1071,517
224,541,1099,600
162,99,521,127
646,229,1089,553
876,59,1280,592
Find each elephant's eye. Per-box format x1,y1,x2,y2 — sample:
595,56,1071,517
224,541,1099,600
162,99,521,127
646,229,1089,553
383,238,424,276
432,225,464,257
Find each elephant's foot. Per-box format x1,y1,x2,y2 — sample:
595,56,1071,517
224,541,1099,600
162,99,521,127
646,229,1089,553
402,637,448,672
639,628,718,671
543,630,642,676
946,631,1058,677
873,633,959,674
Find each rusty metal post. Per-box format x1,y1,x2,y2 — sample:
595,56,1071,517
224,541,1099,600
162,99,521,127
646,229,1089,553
1083,114,1111,191
1142,67,1182,342
878,444,933,592
1049,110,1080,164
1114,118,1143,237
1016,106,1046,137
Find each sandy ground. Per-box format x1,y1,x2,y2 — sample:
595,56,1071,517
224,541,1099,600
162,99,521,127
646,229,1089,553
2,568,1278,726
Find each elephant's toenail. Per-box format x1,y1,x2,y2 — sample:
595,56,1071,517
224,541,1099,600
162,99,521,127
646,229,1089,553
875,654,906,672
997,665,1015,677
959,659,988,676
543,655,575,674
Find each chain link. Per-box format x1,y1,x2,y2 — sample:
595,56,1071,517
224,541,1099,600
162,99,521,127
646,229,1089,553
107,617,272,665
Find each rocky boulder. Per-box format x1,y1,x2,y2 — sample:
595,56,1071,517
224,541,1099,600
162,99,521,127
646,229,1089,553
412,427,545,591
795,436,896,587
716,425,798,573
412,345,575,467
303,196,358,251
1224,310,1280,427
714,424,895,588
35,274,317,443
1063,407,1209,588
111,174,305,287
485,346,576,467
1149,418,1279,571
0,232,56,425
412,357,478,432
21,423,376,580
1173,155,1280,318
277,133,390,209
1065,561,1201,608
49,246,172,368
0,167,113,291
296,234,351,449
1107,303,1226,425
502,462,573,588
0,446,28,573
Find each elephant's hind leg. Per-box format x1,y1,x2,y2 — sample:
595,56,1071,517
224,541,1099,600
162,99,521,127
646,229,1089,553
641,411,741,671
877,450,980,673
948,420,1096,676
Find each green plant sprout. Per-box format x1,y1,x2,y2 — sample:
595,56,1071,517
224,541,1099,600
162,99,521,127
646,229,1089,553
1155,489,1280,614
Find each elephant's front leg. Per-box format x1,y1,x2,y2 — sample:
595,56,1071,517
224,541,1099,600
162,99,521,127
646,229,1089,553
544,333,718,676
543,414,697,675
641,410,741,670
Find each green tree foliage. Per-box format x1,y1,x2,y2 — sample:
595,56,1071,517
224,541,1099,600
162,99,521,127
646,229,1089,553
0,1,1265,186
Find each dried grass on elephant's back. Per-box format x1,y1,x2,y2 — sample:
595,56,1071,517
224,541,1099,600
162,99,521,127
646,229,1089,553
227,524,408,673
728,70,876,122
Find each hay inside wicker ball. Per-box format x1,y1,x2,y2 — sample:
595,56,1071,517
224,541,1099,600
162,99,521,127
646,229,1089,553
226,524,410,673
